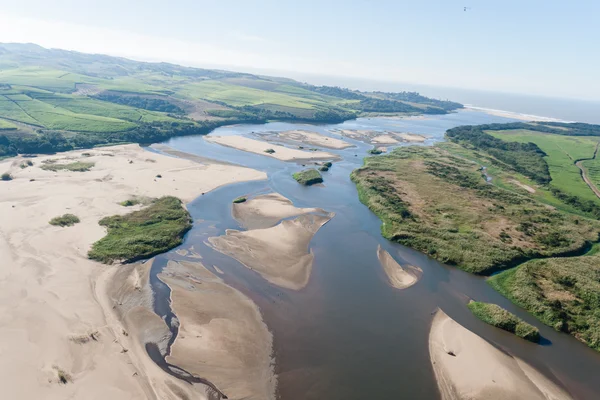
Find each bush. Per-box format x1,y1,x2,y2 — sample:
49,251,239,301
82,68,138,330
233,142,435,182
293,169,323,186
1,172,12,181
368,148,383,155
49,214,80,227
468,301,540,342
264,148,276,154
233,197,247,204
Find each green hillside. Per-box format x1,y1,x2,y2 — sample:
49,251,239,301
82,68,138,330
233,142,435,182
0,43,462,157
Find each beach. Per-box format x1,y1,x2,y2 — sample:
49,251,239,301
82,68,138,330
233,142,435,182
0,144,266,399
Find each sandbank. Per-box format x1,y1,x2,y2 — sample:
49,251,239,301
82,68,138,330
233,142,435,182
208,213,333,290
233,192,325,229
429,310,572,400
376,245,421,289
464,106,566,123
372,134,399,144
264,129,354,149
0,144,266,399
205,135,338,161
161,260,276,399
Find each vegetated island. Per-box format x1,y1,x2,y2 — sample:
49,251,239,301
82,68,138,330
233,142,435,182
467,301,540,342
88,196,192,263
0,43,462,159
293,169,323,186
352,120,600,351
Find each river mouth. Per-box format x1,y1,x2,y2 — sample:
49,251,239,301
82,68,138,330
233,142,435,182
148,111,600,399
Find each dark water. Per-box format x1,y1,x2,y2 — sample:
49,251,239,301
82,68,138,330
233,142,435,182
150,110,600,399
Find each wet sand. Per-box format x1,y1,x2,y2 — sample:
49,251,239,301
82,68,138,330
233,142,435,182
233,192,324,229
429,310,572,400
160,260,276,400
376,245,421,289
209,213,334,290
205,135,338,161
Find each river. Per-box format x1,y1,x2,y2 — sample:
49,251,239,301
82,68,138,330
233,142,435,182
148,110,600,399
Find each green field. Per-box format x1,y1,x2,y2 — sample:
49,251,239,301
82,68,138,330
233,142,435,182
488,129,600,202
0,118,17,130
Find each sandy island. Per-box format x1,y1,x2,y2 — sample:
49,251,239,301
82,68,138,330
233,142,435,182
377,245,422,289
205,135,338,161
259,129,354,150
233,192,325,230
209,198,333,290
429,310,572,400
0,144,266,399
333,129,427,145
160,260,276,399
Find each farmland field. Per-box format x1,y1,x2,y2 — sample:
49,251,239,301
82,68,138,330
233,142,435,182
0,118,16,130
487,129,600,202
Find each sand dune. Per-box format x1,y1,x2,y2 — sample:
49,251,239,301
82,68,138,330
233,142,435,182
161,260,276,400
206,135,338,161
376,245,422,289
429,310,572,400
209,213,333,290
0,144,266,399
233,192,325,229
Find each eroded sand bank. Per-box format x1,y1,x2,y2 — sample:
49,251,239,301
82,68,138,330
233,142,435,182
233,192,325,229
205,135,338,161
376,245,422,289
262,129,354,149
160,260,276,400
429,310,572,400
0,144,266,399
209,212,333,290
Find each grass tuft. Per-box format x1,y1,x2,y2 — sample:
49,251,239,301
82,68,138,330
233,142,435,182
41,161,94,172
293,169,323,186
233,196,247,203
49,214,80,227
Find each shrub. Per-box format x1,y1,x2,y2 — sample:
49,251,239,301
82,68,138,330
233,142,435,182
368,148,383,155
264,148,276,154
1,172,12,181
293,169,323,186
49,214,80,227
233,197,247,203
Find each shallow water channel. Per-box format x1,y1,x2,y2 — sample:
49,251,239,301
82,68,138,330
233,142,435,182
148,111,600,399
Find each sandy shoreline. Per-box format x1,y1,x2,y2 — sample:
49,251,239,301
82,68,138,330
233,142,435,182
258,129,354,150
429,310,572,400
205,135,339,161
376,245,421,289
0,144,267,399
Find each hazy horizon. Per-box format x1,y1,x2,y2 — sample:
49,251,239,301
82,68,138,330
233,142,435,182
0,0,599,102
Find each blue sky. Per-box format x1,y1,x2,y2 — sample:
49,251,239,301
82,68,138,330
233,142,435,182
0,0,598,100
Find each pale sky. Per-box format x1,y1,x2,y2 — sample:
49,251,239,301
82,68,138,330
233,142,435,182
0,0,598,101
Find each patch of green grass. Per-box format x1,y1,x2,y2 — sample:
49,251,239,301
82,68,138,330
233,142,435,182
489,255,600,351
49,214,80,227
41,161,94,172
233,196,247,203
293,169,323,186
368,148,383,155
467,301,540,342
351,145,599,274
488,129,600,203
88,196,192,263
0,118,17,130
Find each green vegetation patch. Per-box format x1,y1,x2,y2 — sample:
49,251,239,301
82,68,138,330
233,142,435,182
49,214,80,227
233,196,247,204
351,145,598,274
489,255,600,351
467,301,540,342
41,161,94,172
1,172,13,181
0,118,17,130
88,196,192,263
293,169,323,186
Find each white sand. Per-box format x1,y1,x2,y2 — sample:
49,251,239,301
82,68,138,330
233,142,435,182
0,144,266,399
233,192,324,229
397,132,428,142
376,245,421,289
429,310,572,400
510,179,536,193
464,106,566,123
205,135,337,161
372,134,399,144
275,129,353,149
209,213,333,290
